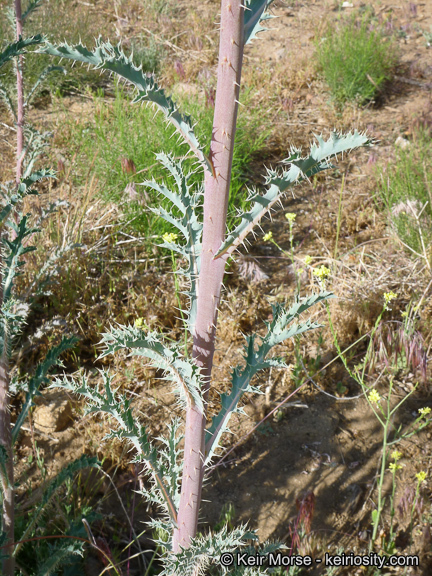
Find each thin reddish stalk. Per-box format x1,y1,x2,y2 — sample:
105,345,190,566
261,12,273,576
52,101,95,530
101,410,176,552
15,0,25,186
0,347,14,576
173,0,244,552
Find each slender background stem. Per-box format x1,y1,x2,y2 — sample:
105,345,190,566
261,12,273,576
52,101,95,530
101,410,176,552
15,0,25,186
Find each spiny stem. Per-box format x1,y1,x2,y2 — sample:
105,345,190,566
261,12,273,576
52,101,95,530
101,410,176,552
15,0,24,187
173,0,245,552
0,350,14,576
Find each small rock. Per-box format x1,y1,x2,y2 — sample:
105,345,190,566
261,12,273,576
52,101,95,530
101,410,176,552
33,391,73,433
395,135,410,149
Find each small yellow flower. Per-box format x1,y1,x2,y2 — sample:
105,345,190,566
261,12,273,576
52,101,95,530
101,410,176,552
263,231,273,242
368,389,381,404
389,462,402,472
285,213,296,223
383,291,397,310
419,407,431,418
415,471,427,484
391,450,402,461
401,311,408,318
313,265,331,279
134,317,145,329
298,268,304,275
304,255,312,265
312,265,331,288
162,232,178,244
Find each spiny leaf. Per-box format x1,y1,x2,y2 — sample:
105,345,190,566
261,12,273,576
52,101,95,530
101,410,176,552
51,370,179,527
40,39,212,173
0,297,29,360
0,35,45,69
22,127,53,177
100,323,204,411
22,0,44,22
216,131,370,258
205,292,334,464
145,153,202,334
137,418,183,515
0,169,54,225
1,215,39,304
244,0,275,45
161,525,258,576
261,292,335,352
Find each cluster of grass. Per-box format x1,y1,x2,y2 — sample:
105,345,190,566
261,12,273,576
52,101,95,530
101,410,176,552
142,0,178,17
62,87,270,239
376,130,432,260
315,10,398,106
131,35,166,75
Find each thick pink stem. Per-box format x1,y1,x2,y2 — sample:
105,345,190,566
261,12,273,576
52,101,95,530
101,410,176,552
173,0,244,553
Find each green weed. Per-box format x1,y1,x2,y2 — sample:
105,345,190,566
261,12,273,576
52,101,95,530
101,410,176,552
131,36,165,74
315,12,398,106
141,0,177,17
376,130,432,263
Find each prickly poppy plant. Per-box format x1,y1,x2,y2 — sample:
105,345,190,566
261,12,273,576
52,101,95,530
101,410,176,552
0,0,370,573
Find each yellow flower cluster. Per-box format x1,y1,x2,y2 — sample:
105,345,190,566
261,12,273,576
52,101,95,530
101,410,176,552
419,407,431,418
391,450,402,461
285,212,296,223
415,471,427,484
313,265,331,287
389,450,403,472
368,389,381,404
383,291,397,310
383,291,397,303
304,255,312,265
263,231,273,242
134,317,145,328
162,232,178,243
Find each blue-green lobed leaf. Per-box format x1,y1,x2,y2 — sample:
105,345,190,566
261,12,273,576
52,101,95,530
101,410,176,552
217,131,371,258
244,0,275,45
99,323,205,411
205,292,335,464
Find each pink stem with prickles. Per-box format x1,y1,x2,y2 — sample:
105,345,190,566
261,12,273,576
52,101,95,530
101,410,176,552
172,0,244,553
